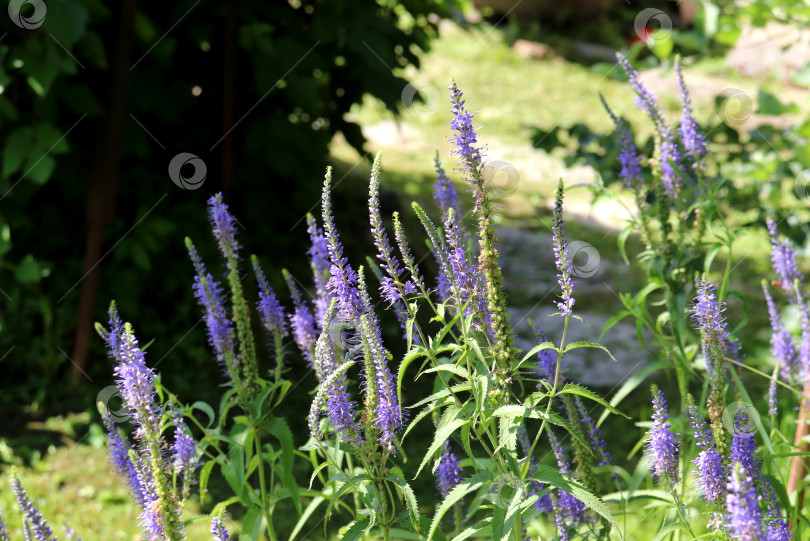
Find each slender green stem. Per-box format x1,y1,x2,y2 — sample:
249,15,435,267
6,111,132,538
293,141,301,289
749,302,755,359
522,311,571,479
253,424,276,541
404,292,508,475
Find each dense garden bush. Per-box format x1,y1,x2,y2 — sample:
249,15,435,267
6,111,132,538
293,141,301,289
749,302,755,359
1,55,809,541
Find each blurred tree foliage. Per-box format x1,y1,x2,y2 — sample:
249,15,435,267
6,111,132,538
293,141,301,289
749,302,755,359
0,0,453,420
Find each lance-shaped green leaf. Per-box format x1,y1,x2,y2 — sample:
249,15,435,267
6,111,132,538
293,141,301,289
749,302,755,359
562,340,616,361
530,465,619,533
558,383,630,419
387,471,421,532
428,472,493,540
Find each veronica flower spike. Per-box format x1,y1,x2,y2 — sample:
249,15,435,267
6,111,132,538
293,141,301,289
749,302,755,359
282,269,318,367
675,58,707,168
207,194,259,393
552,179,575,317
726,464,765,541
763,281,798,382
449,82,514,377
309,299,359,441
210,515,230,541
690,278,738,379
368,152,406,304
687,399,726,504
646,386,680,489
436,440,462,498
767,218,803,293
615,53,681,198
433,154,460,218
12,474,55,541
321,167,363,323
108,311,186,540
600,94,643,190
357,268,402,451
186,240,239,389
0,510,7,541
306,213,332,327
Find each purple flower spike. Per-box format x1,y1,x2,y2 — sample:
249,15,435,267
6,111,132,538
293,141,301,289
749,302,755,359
601,95,643,189
436,440,462,498
646,387,680,488
187,241,236,376
310,300,359,442
516,423,553,514
730,410,759,479
449,81,484,182
548,430,589,533
763,283,798,382
796,287,810,380
552,180,576,316
533,327,558,385
253,259,288,339
12,475,55,541
103,413,146,508
616,53,682,198
726,465,764,541
321,167,364,323
283,271,318,366
0,510,8,541
767,518,792,541
433,156,460,217
208,193,240,262
691,279,738,378
210,517,230,541
171,409,198,480
575,397,612,468
445,209,484,319
768,375,779,418
688,404,726,504
767,219,803,293
105,304,124,362
616,52,662,123
368,153,405,305
306,214,332,327
658,133,681,199
358,312,401,451
675,60,707,167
